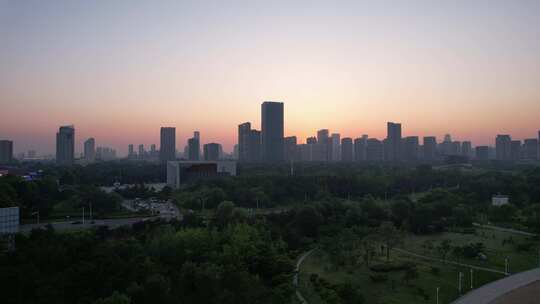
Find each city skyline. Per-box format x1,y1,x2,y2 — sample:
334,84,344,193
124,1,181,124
2,1,540,154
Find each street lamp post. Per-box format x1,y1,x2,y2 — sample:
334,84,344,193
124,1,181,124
436,287,439,304
82,207,85,225
470,269,474,289
458,272,463,295
505,257,509,275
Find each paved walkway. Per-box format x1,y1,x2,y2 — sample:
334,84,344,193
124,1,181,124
393,248,508,275
294,249,316,304
452,268,540,304
473,223,537,237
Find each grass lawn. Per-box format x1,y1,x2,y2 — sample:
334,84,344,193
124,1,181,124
298,228,540,304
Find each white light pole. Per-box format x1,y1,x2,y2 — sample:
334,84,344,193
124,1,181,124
32,210,40,225
470,269,474,289
436,287,439,304
89,202,92,222
458,272,463,295
505,257,509,275
82,207,85,225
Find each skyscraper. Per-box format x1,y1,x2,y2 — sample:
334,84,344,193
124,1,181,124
138,144,145,160
476,146,489,160
261,101,284,162
238,122,252,162
56,125,75,165
316,129,330,161
204,143,220,161
128,144,135,159
423,136,437,161
341,137,353,162
495,135,512,160
385,122,402,161
160,127,176,163
353,137,367,161
84,138,95,162
367,138,384,161
523,139,538,160
403,136,419,161
510,140,521,160
331,133,341,161
0,140,13,164
461,141,472,158
188,132,200,161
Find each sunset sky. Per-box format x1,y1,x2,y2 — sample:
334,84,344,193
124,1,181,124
1,0,540,155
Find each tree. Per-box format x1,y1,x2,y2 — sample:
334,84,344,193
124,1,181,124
215,201,236,227
93,292,131,304
402,266,419,285
437,240,452,262
377,221,404,261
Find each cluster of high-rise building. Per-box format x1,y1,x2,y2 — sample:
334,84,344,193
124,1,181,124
1,102,539,166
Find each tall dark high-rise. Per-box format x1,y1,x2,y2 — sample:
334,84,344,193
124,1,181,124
385,122,402,161
461,141,472,158
188,131,200,161
476,146,489,160
423,136,437,160
160,127,176,163
366,138,384,161
0,140,13,164
316,129,330,161
204,143,220,161
84,138,96,162
56,125,75,165
340,137,353,162
261,101,284,162
523,139,538,160
238,122,261,162
510,140,521,161
495,134,512,160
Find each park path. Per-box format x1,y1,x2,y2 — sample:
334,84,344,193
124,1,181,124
393,248,508,275
472,223,536,237
294,249,316,304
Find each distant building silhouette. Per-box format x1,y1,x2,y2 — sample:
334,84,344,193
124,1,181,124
138,144,145,160
188,131,200,161
423,136,437,161
385,122,402,161
261,101,284,162
284,136,298,161
238,122,261,162
495,135,512,160
403,136,419,161
367,138,383,161
84,138,95,162
476,146,490,160
524,139,539,160
204,143,220,161
160,127,176,163
354,137,367,161
341,137,353,162
331,133,341,161
0,140,13,164
461,141,472,158
56,125,75,165
316,129,330,161
510,140,521,161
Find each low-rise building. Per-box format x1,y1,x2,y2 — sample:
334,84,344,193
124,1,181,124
167,161,237,189
492,195,509,206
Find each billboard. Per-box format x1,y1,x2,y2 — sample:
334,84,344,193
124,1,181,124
0,207,19,234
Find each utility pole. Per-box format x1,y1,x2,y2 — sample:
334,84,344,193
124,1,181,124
82,207,85,225
470,269,473,289
436,287,439,304
89,202,92,222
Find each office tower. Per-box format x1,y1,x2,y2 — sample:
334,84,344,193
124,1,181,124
461,141,472,158
331,133,341,161
403,136,419,161
194,131,200,140
495,135,512,160
510,140,521,160
138,144,145,160
238,122,252,162
160,127,176,163
423,137,437,161
341,137,353,162
233,144,239,159
385,122,402,161
128,144,135,159
249,130,261,162
188,132,200,161
284,136,298,161
354,137,367,161
306,137,317,144
523,139,538,160
0,140,14,164
204,143,221,161
451,141,461,156
476,146,489,160
261,101,284,162
56,125,75,165
298,144,311,162
316,129,330,161
84,138,96,162
366,138,384,161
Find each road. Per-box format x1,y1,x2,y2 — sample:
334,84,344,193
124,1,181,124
20,217,155,232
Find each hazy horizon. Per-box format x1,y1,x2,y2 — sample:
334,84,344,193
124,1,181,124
2,0,540,155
